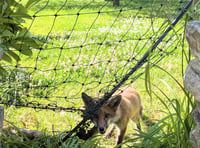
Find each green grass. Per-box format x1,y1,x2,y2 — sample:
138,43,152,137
0,0,196,147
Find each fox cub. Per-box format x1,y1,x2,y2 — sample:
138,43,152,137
82,87,142,146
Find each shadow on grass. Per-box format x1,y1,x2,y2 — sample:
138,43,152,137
142,115,155,127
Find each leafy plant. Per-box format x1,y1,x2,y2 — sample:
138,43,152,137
0,0,41,75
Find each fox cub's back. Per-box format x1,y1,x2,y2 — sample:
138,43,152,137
113,88,142,120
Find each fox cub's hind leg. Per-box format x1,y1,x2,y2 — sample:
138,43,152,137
136,121,141,131
135,106,142,131
132,112,142,131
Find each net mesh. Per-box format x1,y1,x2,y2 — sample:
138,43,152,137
0,0,193,139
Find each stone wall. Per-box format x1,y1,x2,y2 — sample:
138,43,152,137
184,21,200,148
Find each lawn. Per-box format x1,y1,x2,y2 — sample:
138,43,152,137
0,0,195,147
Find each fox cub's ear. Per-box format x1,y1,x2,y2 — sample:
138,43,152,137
82,92,94,106
108,95,121,111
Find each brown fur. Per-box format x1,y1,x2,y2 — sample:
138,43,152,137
82,87,142,147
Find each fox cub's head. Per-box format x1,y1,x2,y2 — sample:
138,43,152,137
82,93,121,134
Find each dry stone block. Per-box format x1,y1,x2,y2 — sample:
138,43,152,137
185,21,200,60
184,58,200,103
184,21,200,148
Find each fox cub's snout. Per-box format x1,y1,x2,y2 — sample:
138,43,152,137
82,88,142,147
